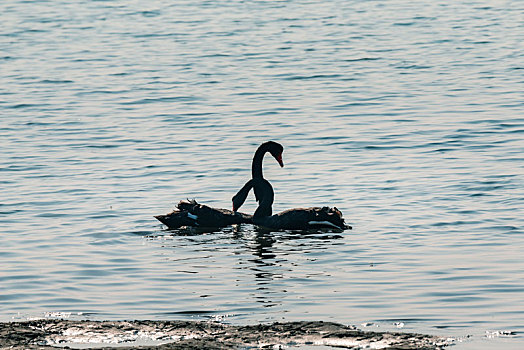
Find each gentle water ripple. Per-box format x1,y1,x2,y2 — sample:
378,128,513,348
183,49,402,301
1,0,523,349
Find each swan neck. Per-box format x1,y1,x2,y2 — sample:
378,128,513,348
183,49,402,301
251,147,267,179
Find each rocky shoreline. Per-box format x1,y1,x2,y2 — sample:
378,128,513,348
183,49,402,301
0,319,451,349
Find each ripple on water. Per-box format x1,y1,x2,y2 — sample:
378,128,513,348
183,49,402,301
1,1,523,349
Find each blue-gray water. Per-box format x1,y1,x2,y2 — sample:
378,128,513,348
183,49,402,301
1,0,523,349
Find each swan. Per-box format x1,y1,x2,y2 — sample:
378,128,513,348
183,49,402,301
155,141,283,229
232,141,350,231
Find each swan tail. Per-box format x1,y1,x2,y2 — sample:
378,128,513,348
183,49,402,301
311,206,349,230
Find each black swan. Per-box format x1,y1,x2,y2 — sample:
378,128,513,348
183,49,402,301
232,142,350,231
154,142,284,230
155,199,252,229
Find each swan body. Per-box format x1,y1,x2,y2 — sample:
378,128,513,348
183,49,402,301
256,206,347,230
155,199,252,229
233,179,349,231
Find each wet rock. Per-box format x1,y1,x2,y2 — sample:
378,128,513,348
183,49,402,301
0,319,451,349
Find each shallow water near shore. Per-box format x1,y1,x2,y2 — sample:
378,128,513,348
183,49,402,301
1,0,523,349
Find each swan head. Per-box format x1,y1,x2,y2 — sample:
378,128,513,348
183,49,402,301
264,141,284,167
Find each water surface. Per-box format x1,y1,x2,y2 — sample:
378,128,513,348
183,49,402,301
1,0,523,349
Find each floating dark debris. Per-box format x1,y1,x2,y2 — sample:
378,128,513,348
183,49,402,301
0,319,452,349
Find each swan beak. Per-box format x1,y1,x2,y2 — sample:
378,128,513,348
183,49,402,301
276,154,284,167
232,205,237,212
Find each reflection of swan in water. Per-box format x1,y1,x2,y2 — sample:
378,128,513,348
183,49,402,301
240,228,344,310
244,226,343,310
152,223,343,312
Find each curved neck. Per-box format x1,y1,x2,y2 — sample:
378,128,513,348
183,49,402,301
251,146,268,179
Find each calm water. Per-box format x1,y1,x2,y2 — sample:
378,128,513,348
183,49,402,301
1,0,523,348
